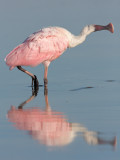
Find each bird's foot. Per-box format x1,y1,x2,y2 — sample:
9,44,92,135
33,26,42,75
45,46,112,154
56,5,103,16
32,77,34,86
44,78,48,88
34,75,39,95
32,75,39,91
34,75,39,86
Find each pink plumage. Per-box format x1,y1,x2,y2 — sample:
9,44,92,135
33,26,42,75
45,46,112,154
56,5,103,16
5,27,69,70
5,23,114,87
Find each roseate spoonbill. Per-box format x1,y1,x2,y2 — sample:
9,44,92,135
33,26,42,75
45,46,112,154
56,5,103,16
5,23,114,87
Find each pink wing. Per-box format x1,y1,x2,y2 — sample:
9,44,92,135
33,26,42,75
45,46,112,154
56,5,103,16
5,27,69,70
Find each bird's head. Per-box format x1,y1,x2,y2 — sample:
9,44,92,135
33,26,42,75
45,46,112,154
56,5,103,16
94,23,114,33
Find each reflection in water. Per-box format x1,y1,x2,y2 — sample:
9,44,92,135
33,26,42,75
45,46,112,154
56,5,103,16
7,88,116,147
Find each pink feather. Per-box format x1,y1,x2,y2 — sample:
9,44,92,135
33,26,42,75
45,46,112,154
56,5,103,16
5,27,69,70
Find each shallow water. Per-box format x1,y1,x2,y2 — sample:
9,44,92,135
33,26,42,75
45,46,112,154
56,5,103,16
0,0,120,159
1,78,120,160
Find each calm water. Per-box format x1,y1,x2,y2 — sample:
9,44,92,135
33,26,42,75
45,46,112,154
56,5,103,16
0,0,120,159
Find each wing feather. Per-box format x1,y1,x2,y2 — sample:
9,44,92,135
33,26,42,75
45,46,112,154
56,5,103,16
5,27,69,68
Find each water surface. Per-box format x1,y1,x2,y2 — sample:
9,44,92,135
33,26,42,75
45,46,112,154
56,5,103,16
0,0,120,159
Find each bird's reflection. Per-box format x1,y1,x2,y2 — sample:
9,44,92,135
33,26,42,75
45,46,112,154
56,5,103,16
7,87,116,147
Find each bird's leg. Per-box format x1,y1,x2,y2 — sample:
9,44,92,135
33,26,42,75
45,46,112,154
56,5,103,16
17,66,35,79
44,85,48,95
44,78,48,87
44,66,48,87
17,66,39,87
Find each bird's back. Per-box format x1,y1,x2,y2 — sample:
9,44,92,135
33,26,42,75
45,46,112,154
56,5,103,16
5,27,69,70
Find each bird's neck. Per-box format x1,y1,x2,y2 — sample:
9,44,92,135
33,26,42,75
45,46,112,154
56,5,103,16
69,25,95,48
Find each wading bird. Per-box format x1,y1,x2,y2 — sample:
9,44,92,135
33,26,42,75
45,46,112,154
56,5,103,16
5,23,114,87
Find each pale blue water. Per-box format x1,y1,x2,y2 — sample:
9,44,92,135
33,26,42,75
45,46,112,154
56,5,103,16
0,0,120,159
